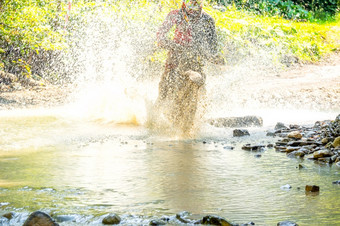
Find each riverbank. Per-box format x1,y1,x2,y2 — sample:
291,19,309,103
1,53,339,111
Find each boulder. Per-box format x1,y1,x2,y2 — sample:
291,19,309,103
102,214,121,225
208,116,263,128
23,211,59,226
200,215,232,226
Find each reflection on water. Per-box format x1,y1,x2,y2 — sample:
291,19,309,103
0,112,340,225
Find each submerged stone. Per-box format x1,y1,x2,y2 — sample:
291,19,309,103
277,221,298,226
2,212,14,220
149,219,166,225
332,180,340,184
305,185,320,192
23,211,59,226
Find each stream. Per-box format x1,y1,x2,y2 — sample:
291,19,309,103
0,108,339,225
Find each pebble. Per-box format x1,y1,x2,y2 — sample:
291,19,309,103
271,114,340,165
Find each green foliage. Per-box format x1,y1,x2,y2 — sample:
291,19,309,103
206,5,340,63
0,0,339,81
0,0,66,77
213,0,339,21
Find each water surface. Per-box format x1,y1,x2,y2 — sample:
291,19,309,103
0,110,339,225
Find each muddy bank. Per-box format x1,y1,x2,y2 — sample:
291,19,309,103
0,53,339,111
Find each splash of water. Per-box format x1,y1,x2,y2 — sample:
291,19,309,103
51,3,338,130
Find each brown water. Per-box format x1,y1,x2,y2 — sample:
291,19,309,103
0,110,339,225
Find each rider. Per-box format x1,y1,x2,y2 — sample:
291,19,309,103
156,0,222,101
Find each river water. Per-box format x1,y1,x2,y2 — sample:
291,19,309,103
0,106,339,225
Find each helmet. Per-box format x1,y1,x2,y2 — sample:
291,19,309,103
182,0,201,10
182,0,202,16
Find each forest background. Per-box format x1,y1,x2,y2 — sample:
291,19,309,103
0,0,339,84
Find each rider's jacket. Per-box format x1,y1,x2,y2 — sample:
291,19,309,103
156,9,218,59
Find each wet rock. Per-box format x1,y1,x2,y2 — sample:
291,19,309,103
233,129,250,137
242,222,255,226
200,215,232,226
305,131,316,138
331,155,338,162
23,211,59,226
313,149,332,158
208,116,263,128
242,144,265,151
267,143,274,148
223,146,234,150
285,146,300,153
277,221,298,226
287,131,302,139
254,154,262,158
297,164,305,169
2,212,14,220
275,122,288,130
305,185,320,192
333,136,340,148
276,141,289,146
266,131,276,137
275,145,287,152
332,180,340,184
287,150,305,158
321,137,329,144
102,214,121,225
317,157,332,164
176,212,191,224
149,219,166,225
287,140,320,147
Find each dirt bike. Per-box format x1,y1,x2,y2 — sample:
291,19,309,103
150,41,224,135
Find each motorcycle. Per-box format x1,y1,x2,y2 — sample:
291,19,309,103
149,41,224,135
